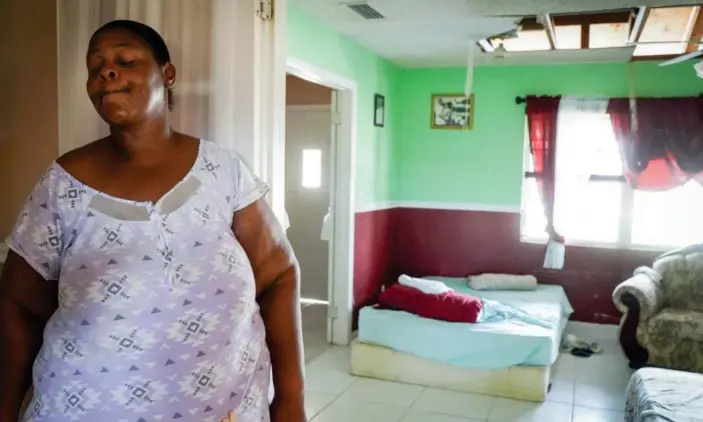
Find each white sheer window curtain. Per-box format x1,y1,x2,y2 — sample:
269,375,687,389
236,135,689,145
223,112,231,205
57,0,255,157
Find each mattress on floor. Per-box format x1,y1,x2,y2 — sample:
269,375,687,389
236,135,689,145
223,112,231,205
357,277,573,370
351,339,551,402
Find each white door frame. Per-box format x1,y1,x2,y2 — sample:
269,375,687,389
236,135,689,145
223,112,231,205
282,57,357,346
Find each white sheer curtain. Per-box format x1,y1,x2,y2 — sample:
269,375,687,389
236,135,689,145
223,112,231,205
57,0,256,157
554,97,624,245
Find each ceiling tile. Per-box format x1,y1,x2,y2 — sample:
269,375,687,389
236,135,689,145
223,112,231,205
289,0,689,67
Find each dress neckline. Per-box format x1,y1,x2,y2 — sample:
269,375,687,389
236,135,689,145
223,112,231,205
51,139,204,208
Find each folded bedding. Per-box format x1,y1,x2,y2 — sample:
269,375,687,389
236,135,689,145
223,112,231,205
358,277,574,369
378,283,483,323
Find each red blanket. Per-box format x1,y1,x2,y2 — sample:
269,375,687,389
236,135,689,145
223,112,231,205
377,284,482,323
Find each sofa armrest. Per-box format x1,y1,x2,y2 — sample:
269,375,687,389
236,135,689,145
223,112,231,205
613,272,664,320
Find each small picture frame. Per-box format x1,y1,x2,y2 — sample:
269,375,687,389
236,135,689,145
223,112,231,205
374,94,385,127
431,93,474,130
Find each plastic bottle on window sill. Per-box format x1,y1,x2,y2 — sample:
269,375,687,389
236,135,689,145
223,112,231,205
543,239,565,270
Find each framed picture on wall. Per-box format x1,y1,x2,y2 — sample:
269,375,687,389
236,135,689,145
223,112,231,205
431,93,474,130
374,93,385,127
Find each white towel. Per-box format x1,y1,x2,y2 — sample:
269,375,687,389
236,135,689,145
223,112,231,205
398,274,453,295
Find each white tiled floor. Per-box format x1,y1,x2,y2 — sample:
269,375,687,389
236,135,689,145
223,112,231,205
302,325,632,422
302,304,330,363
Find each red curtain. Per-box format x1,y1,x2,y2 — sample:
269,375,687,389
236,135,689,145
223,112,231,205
607,96,703,190
526,96,563,241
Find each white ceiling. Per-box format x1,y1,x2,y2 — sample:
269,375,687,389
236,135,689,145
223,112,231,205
289,0,695,67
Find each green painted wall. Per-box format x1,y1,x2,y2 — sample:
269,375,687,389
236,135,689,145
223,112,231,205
391,63,703,206
286,5,402,208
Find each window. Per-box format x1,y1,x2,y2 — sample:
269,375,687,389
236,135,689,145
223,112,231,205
301,149,322,188
521,111,703,249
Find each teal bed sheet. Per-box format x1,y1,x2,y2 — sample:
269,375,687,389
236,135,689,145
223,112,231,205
357,277,574,370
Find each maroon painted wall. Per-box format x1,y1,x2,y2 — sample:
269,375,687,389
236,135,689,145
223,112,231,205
353,209,394,327
353,207,659,324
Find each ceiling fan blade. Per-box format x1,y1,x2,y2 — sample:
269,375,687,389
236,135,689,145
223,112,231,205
659,51,703,67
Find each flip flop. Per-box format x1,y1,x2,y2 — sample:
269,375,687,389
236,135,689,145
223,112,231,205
587,341,603,354
571,347,593,358
562,334,603,354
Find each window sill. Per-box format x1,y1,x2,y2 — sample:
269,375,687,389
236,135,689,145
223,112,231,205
519,236,671,253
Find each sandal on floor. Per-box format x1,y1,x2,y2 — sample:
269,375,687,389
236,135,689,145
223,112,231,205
562,334,602,355
571,347,593,358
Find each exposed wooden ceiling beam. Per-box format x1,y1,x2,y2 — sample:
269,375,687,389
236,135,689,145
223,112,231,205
552,11,632,26
542,14,557,49
631,54,679,62
520,11,632,32
629,7,649,45
581,24,590,49
686,6,703,53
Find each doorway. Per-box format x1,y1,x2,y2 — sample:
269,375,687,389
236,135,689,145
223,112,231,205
282,58,358,349
285,74,334,362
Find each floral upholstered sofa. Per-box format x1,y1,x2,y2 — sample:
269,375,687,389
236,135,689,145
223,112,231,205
613,248,703,372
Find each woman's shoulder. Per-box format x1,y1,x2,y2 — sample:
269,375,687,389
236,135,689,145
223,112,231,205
36,140,104,213
55,138,108,181
198,140,251,174
199,139,234,159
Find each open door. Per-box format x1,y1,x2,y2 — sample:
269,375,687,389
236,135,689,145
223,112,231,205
326,90,341,343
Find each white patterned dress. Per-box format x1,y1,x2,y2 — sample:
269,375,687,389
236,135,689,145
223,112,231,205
8,140,272,422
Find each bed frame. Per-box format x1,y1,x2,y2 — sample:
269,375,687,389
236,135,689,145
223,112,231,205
350,339,552,402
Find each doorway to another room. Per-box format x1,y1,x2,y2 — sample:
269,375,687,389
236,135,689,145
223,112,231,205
285,74,335,362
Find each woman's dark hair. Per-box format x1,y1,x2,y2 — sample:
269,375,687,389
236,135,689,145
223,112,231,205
91,20,174,110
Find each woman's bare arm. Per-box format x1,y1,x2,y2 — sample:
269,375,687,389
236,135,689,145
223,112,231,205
0,252,57,422
232,199,305,421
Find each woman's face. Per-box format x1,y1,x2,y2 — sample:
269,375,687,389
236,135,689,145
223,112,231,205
86,28,174,126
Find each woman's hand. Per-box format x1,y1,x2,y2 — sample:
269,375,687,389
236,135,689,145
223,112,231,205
270,395,306,422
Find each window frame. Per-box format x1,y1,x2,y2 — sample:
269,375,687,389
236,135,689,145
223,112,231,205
519,117,673,252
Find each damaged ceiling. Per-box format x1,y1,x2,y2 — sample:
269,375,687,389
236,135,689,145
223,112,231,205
289,0,703,67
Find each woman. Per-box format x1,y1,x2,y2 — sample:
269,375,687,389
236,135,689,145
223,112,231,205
0,20,306,422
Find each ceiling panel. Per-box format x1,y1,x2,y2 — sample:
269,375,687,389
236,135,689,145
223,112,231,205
476,46,637,66
555,25,582,50
459,0,689,15
590,23,630,49
289,0,696,68
333,17,516,40
634,6,695,56
293,0,696,20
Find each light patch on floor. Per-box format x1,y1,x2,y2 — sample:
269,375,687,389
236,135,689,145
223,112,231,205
303,303,330,363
